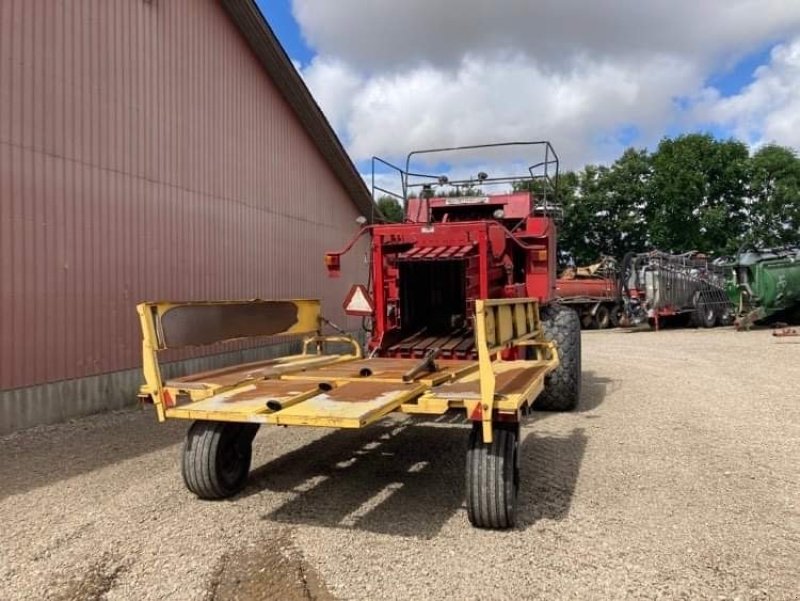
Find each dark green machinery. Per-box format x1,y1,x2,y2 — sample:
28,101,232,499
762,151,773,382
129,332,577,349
726,246,800,329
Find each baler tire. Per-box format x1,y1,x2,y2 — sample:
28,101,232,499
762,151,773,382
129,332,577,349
595,305,611,330
466,422,519,529
182,421,259,500
535,304,581,412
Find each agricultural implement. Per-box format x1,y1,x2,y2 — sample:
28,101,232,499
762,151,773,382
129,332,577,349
621,250,733,329
555,257,622,329
137,142,581,529
726,246,800,330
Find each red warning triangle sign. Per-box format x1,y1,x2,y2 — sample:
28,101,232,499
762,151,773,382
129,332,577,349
343,284,374,316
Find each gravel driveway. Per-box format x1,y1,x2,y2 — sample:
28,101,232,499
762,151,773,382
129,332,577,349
1,328,798,600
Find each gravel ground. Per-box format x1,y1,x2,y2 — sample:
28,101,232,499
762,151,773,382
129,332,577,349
1,328,798,600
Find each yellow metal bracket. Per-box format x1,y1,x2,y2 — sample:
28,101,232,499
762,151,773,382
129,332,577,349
136,299,329,422
473,297,545,443
137,304,167,421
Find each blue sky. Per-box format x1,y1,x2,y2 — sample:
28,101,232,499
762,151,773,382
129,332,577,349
255,0,312,66
255,1,800,170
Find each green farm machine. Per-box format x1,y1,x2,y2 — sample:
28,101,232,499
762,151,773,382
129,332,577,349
726,246,800,329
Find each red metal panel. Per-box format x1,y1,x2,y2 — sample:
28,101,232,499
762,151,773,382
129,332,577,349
0,0,368,391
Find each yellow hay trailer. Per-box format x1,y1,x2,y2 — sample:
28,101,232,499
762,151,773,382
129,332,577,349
137,297,572,529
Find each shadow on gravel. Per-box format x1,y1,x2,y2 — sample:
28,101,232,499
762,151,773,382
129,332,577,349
0,411,185,501
250,418,468,539
516,427,587,527
577,370,612,413
248,413,588,537
529,370,611,419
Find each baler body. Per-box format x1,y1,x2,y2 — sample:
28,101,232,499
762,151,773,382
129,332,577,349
364,199,557,359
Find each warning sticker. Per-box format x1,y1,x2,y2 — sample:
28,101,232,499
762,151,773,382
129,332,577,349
343,285,375,316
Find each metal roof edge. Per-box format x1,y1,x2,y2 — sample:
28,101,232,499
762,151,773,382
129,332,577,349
219,0,373,220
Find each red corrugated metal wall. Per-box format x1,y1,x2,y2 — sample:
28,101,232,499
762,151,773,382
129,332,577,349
0,0,368,391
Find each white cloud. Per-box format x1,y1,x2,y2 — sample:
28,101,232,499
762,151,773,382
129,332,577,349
354,54,702,166
301,57,362,135
305,52,700,168
293,0,799,73
694,37,800,149
292,1,800,166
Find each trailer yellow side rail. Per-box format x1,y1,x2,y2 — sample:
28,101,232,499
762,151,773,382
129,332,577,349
137,298,556,435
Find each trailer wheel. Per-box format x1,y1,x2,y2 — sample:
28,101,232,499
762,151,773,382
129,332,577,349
466,422,519,529
609,303,624,328
182,421,259,499
693,294,717,328
595,305,611,329
718,305,735,326
534,304,581,411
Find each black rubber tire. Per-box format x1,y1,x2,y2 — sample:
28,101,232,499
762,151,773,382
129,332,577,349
693,294,717,328
609,303,624,328
182,421,259,499
534,304,581,412
466,422,519,529
717,305,735,326
595,305,611,329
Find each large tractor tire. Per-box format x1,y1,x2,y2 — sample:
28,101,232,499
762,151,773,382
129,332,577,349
534,304,581,412
466,422,519,529
182,421,259,499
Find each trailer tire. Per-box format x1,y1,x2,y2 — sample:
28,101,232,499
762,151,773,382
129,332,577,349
718,305,735,326
182,421,259,499
466,422,519,529
534,304,581,411
693,294,717,328
609,303,624,328
595,305,611,329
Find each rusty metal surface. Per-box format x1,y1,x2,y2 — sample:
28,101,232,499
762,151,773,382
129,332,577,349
165,354,341,391
165,356,294,389
269,380,427,427
293,357,470,381
433,365,549,399
188,379,319,411
0,0,368,392
160,302,300,348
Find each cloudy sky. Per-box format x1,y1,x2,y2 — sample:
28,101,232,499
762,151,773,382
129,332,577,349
257,0,800,173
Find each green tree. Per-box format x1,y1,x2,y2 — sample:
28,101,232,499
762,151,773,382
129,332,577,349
375,195,404,223
746,145,800,247
647,134,749,254
441,186,484,197
549,150,650,264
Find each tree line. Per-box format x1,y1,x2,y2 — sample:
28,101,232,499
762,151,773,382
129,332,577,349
375,134,800,265
546,134,800,264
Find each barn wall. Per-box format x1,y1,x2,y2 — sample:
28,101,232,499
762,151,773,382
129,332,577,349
0,0,370,432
